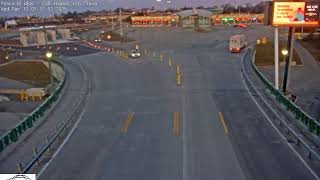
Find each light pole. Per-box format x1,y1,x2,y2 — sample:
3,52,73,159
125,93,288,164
282,27,295,93
119,8,123,36
281,48,288,92
111,11,114,31
46,51,54,88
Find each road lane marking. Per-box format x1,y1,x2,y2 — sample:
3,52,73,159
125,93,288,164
121,112,135,133
218,112,229,135
173,112,180,136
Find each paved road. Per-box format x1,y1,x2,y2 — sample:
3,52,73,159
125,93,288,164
35,25,317,180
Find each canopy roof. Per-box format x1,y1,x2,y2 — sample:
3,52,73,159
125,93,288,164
177,9,213,19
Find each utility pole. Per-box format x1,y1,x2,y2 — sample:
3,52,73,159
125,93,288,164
274,27,279,90
282,27,295,93
43,26,53,88
111,11,114,31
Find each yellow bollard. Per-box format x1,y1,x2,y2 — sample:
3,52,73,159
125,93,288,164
176,74,181,86
25,92,28,102
176,64,181,75
160,55,163,63
20,91,24,101
169,58,173,67
144,49,147,56
261,37,267,44
256,39,261,45
153,51,156,58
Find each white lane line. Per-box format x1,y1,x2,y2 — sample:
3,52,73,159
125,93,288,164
37,104,88,178
37,61,91,179
182,94,189,180
240,52,320,180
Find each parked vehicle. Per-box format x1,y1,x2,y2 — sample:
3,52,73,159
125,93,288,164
229,34,247,53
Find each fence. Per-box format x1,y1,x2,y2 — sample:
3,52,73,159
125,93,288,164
250,48,320,136
0,60,66,153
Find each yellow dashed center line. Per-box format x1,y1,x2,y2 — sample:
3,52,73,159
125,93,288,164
121,112,135,133
218,112,229,135
173,112,180,136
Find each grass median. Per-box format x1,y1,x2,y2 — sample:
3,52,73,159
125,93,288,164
255,42,302,66
0,61,50,87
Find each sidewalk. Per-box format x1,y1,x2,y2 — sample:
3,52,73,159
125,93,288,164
259,42,320,120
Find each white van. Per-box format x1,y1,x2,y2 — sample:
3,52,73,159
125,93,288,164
229,34,247,53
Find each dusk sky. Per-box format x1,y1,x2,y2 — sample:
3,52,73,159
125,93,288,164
0,0,264,17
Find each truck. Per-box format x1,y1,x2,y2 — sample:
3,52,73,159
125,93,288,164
229,34,247,53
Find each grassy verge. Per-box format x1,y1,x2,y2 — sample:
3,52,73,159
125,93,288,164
297,40,320,62
0,61,50,87
255,42,302,66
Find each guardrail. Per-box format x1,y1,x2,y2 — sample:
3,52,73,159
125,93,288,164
250,48,320,137
0,60,66,153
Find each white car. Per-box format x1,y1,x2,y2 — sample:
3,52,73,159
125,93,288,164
129,50,141,58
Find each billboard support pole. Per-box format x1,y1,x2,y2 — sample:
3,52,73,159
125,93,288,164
282,26,295,93
274,26,279,90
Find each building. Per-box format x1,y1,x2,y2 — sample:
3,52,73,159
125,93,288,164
177,9,213,30
212,14,264,24
129,11,264,29
19,26,71,46
130,15,179,27
4,20,17,29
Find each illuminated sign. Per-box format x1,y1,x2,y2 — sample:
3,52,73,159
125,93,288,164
272,2,319,26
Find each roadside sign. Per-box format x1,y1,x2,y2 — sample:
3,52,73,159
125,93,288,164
272,1,319,26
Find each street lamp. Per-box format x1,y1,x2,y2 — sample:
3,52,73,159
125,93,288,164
5,55,9,61
281,49,288,56
45,51,54,90
281,49,288,66
46,51,53,59
107,35,111,40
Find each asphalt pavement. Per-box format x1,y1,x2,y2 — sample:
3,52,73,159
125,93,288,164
2,25,317,179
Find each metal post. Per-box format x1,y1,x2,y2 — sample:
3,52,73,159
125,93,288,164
119,8,123,37
111,12,114,31
282,27,295,93
274,27,279,90
287,27,295,89
43,26,54,89
203,16,205,30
